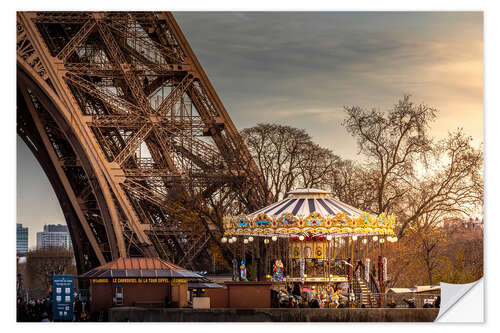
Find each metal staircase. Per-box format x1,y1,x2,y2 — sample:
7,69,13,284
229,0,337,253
355,276,371,306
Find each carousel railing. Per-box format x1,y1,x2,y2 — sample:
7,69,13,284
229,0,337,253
288,258,349,278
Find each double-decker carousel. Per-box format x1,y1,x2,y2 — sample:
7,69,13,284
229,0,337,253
222,188,397,290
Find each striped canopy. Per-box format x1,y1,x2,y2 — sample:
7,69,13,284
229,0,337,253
223,188,395,238
249,188,363,220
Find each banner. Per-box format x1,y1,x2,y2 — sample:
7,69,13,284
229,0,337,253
52,275,74,321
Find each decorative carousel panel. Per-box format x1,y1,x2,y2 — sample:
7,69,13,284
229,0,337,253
358,213,372,226
315,244,325,259
291,246,301,258
305,212,325,227
254,213,272,227
237,216,250,228
303,245,313,258
279,213,298,227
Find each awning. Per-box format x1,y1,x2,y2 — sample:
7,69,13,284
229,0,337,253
80,257,203,279
188,282,223,289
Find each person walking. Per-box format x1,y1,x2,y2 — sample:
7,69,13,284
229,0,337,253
74,296,83,322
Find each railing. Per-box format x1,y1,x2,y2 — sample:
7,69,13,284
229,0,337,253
364,293,440,308
354,261,379,294
288,258,349,279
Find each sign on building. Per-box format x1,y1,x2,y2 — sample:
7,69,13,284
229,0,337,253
52,275,74,321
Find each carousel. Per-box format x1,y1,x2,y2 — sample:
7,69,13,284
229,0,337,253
222,188,397,292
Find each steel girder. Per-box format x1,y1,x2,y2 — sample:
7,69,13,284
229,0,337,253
16,11,268,272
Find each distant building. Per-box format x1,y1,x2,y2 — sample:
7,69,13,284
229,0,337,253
16,223,28,255
36,224,73,250
443,216,484,232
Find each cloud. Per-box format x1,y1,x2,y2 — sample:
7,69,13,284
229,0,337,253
174,12,483,158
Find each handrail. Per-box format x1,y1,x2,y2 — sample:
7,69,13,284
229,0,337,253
354,260,379,294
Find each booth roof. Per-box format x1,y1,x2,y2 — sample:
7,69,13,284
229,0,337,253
80,257,203,279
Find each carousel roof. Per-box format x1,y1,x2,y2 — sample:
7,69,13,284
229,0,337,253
223,188,396,238
249,188,363,220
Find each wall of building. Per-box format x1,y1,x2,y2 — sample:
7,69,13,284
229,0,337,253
108,307,439,322
205,288,228,308
226,282,272,308
90,282,190,312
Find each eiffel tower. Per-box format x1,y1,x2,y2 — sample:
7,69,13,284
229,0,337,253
16,11,268,274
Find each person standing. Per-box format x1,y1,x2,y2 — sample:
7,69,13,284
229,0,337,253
74,296,83,322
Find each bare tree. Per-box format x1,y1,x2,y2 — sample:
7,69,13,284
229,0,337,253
396,129,483,236
342,96,483,237
26,247,75,292
241,123,340,202
342,95,436,215
329,159,377,211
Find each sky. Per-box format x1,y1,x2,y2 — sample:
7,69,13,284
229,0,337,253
17,12,483,249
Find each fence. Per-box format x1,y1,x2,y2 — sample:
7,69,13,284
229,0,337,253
357,293,439,308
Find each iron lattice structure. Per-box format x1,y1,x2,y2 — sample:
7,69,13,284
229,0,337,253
16,11,267,274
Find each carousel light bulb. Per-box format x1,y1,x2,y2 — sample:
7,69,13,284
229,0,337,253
272,236,278,242
387,236,392,242
362,239,368,244
393,237,398,242
248,236,254,242
264,239,270,244
221,237,227,243
299,235,305,241
326,235,333,241
352,236,358,241
244,239,249,244
228,239,233,244
380,238,385,243
232,236,237,242
372,236,378,241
